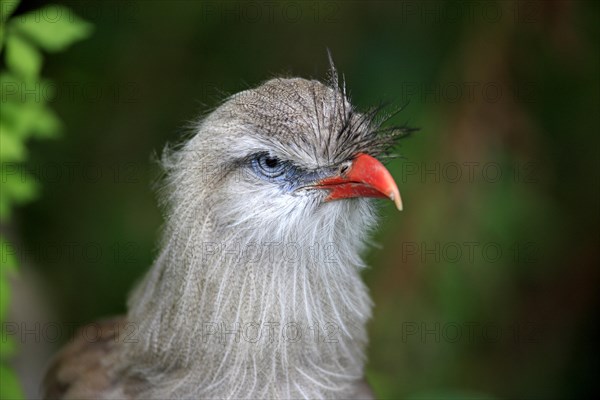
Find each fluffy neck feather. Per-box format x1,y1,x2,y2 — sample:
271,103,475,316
121,155,377,398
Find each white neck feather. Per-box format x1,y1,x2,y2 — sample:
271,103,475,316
124,199,376,398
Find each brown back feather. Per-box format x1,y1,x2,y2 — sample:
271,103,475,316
43,316,129,400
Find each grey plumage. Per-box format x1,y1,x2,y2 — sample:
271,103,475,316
44,71,410,399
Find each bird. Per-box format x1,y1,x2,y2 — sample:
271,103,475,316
43,64,413,399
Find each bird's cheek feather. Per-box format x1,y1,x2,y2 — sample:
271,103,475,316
314,153,403,210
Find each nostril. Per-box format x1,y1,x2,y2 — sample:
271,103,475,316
339,165,349,175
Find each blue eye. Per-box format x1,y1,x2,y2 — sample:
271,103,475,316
253,154,288,178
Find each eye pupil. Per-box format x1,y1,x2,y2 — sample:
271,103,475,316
265,157,279,168
252,154,288,179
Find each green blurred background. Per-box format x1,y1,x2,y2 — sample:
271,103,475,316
4,0,599,398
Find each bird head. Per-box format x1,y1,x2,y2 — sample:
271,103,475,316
161,77,410,245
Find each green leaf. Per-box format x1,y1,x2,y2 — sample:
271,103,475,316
0,0,20,23
0,275,10,328
10,5,93,52
0,72,55,106
29,106,62,138
1,168,38,204
4,33,42,79
1,102,62,141
0,123,26,162
0,73,21,103
0,364,25,400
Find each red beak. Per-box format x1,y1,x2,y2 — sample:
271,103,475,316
314,153,402,210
